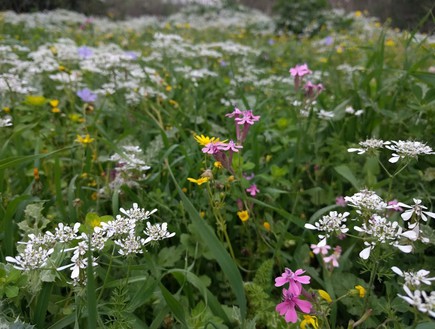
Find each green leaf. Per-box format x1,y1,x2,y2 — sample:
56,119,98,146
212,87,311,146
5,285,19,298
334,165,360,190
159,283,188,327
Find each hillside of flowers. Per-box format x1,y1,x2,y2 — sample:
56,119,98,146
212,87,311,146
0,3,434,328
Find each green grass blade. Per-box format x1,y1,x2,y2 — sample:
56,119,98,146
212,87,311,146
86,237,98,328
33,282,53,328
0,146,74,170
167,165,247,322
159,283,188,327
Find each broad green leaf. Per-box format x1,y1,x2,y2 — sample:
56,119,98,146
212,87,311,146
334,165,360,190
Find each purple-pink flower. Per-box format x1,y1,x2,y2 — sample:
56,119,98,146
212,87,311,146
323,246,342,268
311,239,331,255
246,184,260,196
77,88,97,102
289,64,312,77
217,140,243,152
77,46,93,59
276,288,312,323
304,81,324,100
226,107,260,143
275,268,311,295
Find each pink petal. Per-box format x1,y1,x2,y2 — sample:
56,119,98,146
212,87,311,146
284,305,298,323
295,298,312,313
274,277,287,287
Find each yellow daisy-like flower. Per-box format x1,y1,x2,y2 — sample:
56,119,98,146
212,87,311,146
300,315,319,329
237,210,249,222
76,134,94,145
25,95,46,106
318,289,332,303
187,177,209,185
51,107,61,113
194,134,222,146
263,221,271,231
355,285,366,298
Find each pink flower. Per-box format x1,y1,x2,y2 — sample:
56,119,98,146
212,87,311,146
246,184,260,196
323,246,342,268
304,81,324,100
276,288,312,323
310,239,331,255
275,268,311,295
387,200,403,212
235,110,260,126
202,142,220,154
336,196,347,207
289,64,312,77
225,107,243,118
217,140,243,152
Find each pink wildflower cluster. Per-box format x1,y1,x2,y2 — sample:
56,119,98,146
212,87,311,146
275,268,312,323
289,63,324,100
201,107,260,175
311,239,342,270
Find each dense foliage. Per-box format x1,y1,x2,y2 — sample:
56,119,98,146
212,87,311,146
0,4,434,328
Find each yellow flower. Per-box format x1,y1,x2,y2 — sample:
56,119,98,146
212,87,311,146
187,177,209,185
25,95,46,106
3,106,10,113
336,46,344,54
169,99,178,107
228,175,235,182
49,99,59,107
263,221,271,231
300,315,319,329
354,10,362,17
355,285,366,298
214,161,223,169
318,289,332,303
181,187,187,193
165,85,172,92
200,211,206,218
51,107,61,113
237,210,249,222
76,134,94,145
385,39,395,47
69,113,85,123
194,134,222,146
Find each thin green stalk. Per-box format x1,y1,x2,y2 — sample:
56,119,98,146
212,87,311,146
363,248,380,315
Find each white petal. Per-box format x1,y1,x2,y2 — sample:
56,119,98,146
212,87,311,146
401,211,413,221
359,246,372,259
396,245,413,253
391,266,403,276
401,230,418,241
318,238,327,246
5,256,19,264
389,155,400,163
304,223,317,230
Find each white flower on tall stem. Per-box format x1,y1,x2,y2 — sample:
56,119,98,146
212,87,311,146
385,140,434,163
6,244,54,271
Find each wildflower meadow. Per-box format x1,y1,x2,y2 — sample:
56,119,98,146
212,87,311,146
0,2,434,328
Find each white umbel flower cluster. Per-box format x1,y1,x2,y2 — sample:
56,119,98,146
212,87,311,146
304,211,350,239
348,138,433,163
394,267,435,318
6,204,175,285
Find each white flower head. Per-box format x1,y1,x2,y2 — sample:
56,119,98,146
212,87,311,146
398,199,435,223
144,222,175,244
348,138,390,155
386,140,434,163
304,211,349,239
345,189,387,213
391,267,435,287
